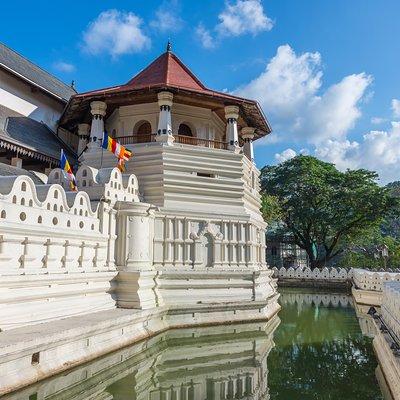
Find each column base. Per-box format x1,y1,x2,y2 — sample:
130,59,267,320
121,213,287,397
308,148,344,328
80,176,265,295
114,270,159,309
155,134,175,145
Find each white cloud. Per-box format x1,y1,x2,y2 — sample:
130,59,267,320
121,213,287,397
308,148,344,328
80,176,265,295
391,99,400,118
82,10,150,58
217,0,274,37
275,148,297,163
314,122,400,184
197,0,273,49
371,117,387,125
195,24,216,49
150,1,183,33
235,45,372,145
53,61,75,73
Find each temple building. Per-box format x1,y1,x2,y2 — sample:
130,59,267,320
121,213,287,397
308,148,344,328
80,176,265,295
0,42,76,174
0,42,279,393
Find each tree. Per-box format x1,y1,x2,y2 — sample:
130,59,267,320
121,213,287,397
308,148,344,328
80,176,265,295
260,155,397,269
261,194,282,223
337,224,400,270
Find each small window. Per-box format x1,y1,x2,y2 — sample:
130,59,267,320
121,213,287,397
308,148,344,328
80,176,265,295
1,210,6,218
196,172,214,178
37,216,42,224
178,123,193,137
21,182,27,192
31,352,40,365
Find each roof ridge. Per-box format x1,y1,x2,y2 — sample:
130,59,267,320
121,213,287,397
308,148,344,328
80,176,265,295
0,42,77,95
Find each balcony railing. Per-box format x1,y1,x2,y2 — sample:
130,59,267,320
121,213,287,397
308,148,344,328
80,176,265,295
117,134,228,150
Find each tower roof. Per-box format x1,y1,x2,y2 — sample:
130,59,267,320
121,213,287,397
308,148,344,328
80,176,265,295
126,51,206,92
60,48,272,138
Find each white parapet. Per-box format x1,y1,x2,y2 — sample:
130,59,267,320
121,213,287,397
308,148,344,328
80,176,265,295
272,266,352,283
0,165,140,330
353,269,400,292
352,268,400,307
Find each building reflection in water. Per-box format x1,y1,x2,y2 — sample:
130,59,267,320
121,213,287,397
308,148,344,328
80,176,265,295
3,316,280,400
4,291,388,400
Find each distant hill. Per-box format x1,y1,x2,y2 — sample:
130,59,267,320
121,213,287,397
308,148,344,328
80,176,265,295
386,181,400,197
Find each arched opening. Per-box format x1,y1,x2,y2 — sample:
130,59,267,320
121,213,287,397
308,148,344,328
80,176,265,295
134,120,152,143
178,123,193,137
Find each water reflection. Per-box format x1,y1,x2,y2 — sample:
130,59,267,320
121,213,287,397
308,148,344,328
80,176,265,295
4,318,280,400
269,289,383,400
3,290,385,400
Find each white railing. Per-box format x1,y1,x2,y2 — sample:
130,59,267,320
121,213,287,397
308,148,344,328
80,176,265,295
271,266,353,282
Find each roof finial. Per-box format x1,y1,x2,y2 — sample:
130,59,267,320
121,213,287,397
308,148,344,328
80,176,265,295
71,80,75,89
166,39,172,52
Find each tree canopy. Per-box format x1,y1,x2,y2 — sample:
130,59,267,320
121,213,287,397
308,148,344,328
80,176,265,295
261,155,397,268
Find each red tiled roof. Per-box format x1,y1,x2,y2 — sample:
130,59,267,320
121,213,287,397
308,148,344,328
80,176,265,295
126,51,206,91
61,49,272,137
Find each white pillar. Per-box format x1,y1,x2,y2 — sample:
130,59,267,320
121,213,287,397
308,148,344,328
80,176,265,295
224,105,240,152
88,101,107,151
156,91,174,145
241,127,255,162
77,123,91,155
114,202,157,309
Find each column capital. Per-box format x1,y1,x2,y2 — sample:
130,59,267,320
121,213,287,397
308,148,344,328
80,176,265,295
224,105,239,120
157,91,173,107
241,127,255,140
90,101,107,117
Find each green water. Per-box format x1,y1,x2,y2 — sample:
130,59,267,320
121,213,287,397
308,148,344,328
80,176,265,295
5,290,384,400
268,289,383,399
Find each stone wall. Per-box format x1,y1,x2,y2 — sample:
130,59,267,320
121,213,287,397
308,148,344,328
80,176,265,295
353,268,400,292
381,281,400,340
0,166,140,330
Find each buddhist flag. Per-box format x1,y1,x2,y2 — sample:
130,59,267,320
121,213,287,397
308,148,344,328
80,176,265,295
102,131,132,161
60,149,77,191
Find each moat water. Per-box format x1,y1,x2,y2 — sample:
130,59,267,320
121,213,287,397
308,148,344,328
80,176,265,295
6,289,386,400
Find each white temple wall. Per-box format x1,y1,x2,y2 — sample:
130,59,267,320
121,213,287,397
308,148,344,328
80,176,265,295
0,166,141,331
0,69,64,131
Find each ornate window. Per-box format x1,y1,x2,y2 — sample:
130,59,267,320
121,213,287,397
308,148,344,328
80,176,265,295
137,122,151,135
134,121,152,143
178,123,193,137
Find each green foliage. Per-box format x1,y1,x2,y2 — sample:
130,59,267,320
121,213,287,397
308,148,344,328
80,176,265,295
339,227,400,269
261,194,282,223
261,155,397,268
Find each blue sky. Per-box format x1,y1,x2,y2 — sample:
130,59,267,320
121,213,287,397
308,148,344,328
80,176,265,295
1,1,400,182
